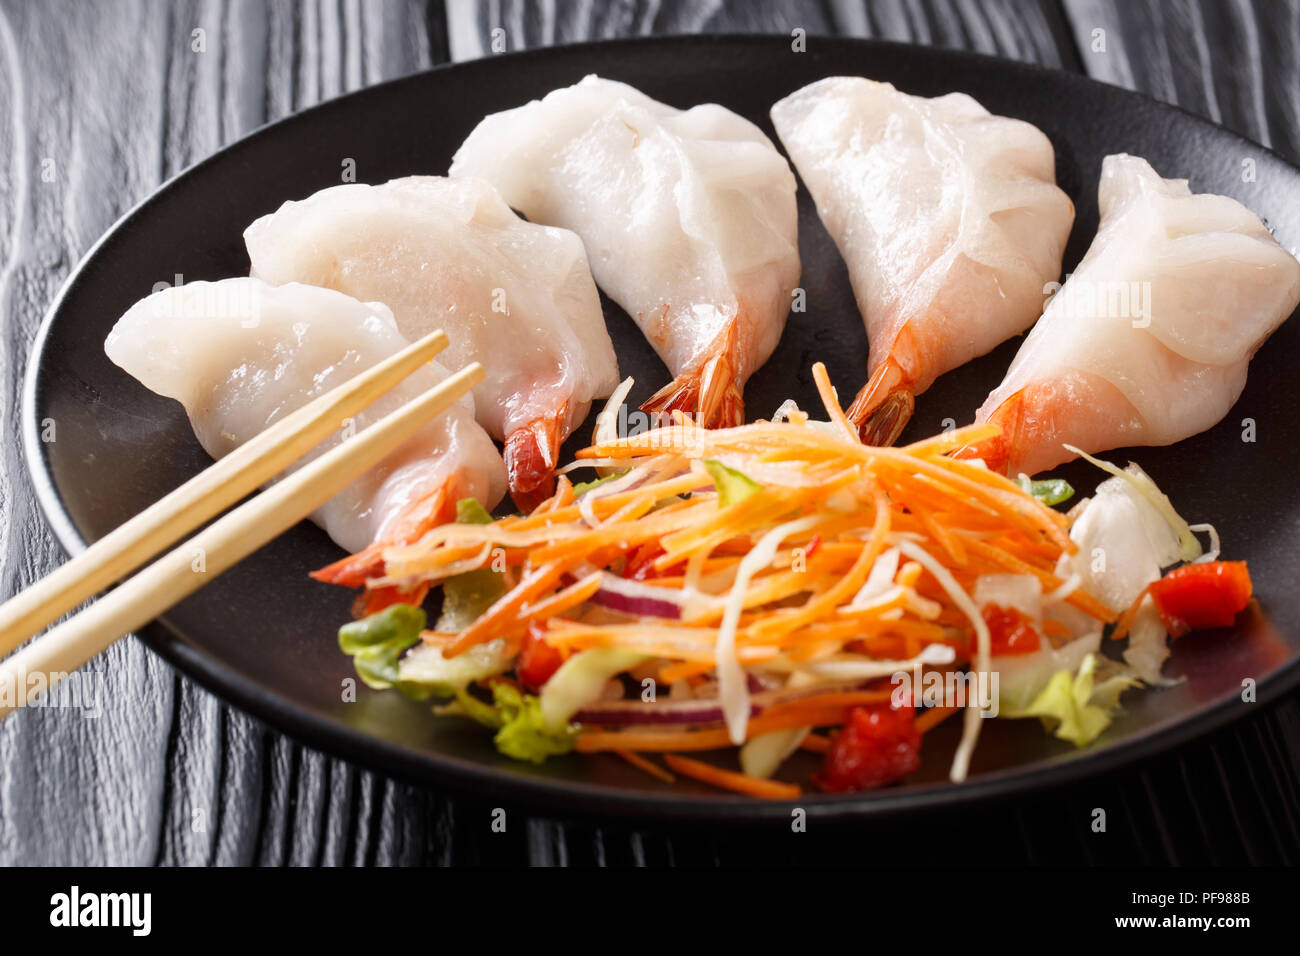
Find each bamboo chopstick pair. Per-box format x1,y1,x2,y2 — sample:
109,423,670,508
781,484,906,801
0,329,479,721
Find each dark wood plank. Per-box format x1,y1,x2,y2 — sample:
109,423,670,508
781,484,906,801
1063,0,1300,161
0,0,449,867
447,0,1079,69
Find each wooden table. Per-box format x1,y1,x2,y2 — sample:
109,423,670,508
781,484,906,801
2,0,1298,866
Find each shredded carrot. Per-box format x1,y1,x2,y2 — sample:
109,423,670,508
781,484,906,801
1108,586,1150,642
812,361,860,443
799,732,831,754
662,754,802,800
615,749,676,784
965,538,1115,622
520,571,603,624
321,364,1145,798
915,705,960,734
657,659,716,684
446,559,576,656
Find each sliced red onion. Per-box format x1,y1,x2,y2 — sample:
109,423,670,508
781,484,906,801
588,573,684,620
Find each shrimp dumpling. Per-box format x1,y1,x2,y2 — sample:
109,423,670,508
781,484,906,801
771,77,1075,445
961,154,1300,476
104,278,506,590
451,74,801,429
244,175,619,509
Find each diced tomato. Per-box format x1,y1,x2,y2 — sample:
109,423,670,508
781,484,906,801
1148,560,1252,638
517,622,564,691
981,603,1042,656
814,702,921,793
803,534,822,560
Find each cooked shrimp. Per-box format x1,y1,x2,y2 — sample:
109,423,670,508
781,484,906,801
959,154,1300,475
104,278,507,594
451,75,801,429
771,77,1074,445
244,175,620,509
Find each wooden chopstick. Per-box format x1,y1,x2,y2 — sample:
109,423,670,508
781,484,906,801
0,358,484,721
0,328,450,659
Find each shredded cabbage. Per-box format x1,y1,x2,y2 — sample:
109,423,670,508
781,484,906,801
539,648,648,733
719,516,824,744
1122,595,1182,686
398,638,512,696
1065,446,1200,562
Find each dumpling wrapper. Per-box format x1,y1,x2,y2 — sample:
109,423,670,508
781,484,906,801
104,278,506,564
771,76,1074,443
451,74,801,428
244,175,619,508
965,153,1300,476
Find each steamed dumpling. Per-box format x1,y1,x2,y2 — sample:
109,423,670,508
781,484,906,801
963,153,1300,475
244,175,619,509
451,74,801,428
104,278,506,562
771,77,1074,444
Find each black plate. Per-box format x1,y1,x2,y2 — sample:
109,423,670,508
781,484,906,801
22,36,1300,821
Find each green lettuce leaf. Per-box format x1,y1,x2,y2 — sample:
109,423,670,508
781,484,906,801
1003,653,1139,747
455,497,495,525
703,459,761,508
572,471,627,497
491,683,577,763
1018,477,1075,507
539,648,648,733
397,638,512,698
338,604,426,690
435,569,506,632
443,683,577,763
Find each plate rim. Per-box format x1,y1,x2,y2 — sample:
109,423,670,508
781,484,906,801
20,33,1300,822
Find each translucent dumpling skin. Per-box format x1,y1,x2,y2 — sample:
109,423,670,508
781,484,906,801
964,154,1300,475
244,175,619,509
104,278,506,570
771,77,1074,444
451,74,801,429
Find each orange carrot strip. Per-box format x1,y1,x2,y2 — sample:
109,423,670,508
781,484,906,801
1108,586,1150,642
658,659,716,683
529,506,702,565
917,508,966,566
902,422,1000,457
799,732,831,754
446,559,576,656
519,571,603,624
615,750,676,784
746,485,890,644
662,754,802,800
965,538,1114,622
812,361,860,444
508,473,703,531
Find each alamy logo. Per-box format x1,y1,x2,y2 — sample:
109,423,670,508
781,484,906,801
49,886,151,936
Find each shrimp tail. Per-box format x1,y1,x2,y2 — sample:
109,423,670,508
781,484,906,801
358,582,431,616
505,403,567,514
311,479,458,588
642,320,744,429
845,358,915,447
953,394,1021,476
